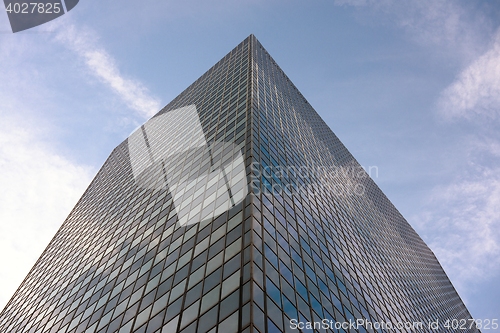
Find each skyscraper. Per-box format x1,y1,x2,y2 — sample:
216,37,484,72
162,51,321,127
0,35,478,333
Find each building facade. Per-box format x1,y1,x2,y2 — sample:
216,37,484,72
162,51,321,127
0,35,477,333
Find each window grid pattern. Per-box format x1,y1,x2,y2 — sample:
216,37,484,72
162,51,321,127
247,37,477,333
0,37,253,333
0,35,477,333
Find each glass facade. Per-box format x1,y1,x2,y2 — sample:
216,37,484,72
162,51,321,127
0,35,477,333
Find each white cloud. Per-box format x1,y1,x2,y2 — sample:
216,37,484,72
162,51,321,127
414,169,500,292
336,0,500,304
438,29,500,120
0,20,161,310
411,137,500,295
335,0,500,120
334,0,490,62
335,0,499,121
0,113,93,309
430,30,500,291
55,24,162,119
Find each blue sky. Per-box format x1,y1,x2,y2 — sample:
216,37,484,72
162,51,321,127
0,0,499,325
